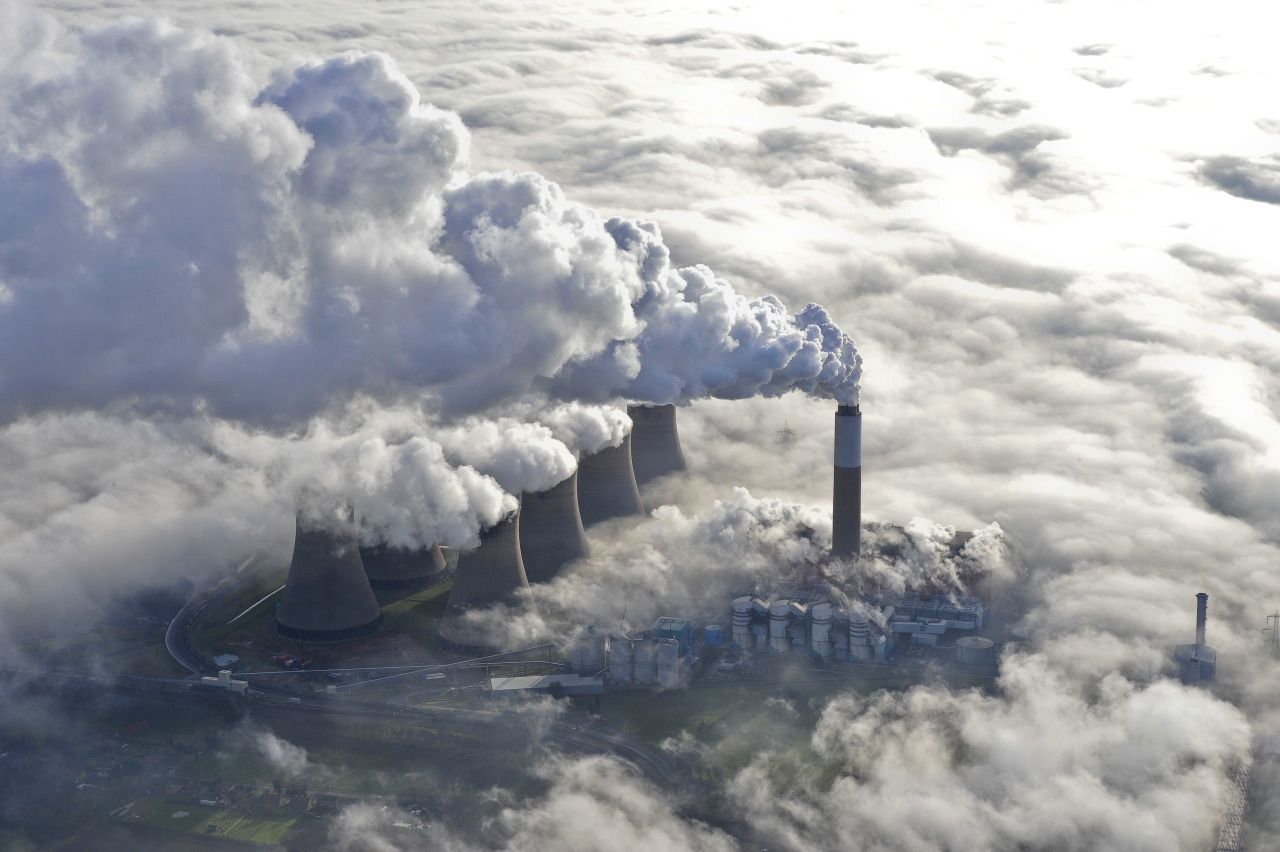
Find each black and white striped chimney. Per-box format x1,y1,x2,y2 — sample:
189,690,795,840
832,403,862,558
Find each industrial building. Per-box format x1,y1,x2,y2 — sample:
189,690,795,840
439,511,535,654
1175,592,1217,685
275,502,383,642
519,470,591,584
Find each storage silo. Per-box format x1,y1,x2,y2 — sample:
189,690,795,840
955,635,995,666
608,636,634,685
656,638,681,688
633,637,658,685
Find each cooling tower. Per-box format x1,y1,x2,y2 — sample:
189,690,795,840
576,432,645,527
438,511,532,653
832,403,862,559
519,470,591,584
359,542,448,591
627,403,688,485
276,503,383,642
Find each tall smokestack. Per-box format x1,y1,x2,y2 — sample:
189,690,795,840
359,542,448,591
576,432,646,527
438,511,533,653
520,470,591,584
832,403,862,559
627,403,688,485
1196,592,1208,646
276,501,383,642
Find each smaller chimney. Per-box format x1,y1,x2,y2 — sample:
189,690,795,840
1195,592,1208,646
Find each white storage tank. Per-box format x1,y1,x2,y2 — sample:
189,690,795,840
608,636,633,684
731,596,754,649
568,627,608,674
769,600,792,653
955,635,995,666
752,623,769,651
810,603,833,658
849,613,874,662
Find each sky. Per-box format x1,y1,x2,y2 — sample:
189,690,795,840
6,0,1280,849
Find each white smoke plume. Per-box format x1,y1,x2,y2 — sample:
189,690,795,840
461,488,1011,648
0,9,862,428
730,654,1251,852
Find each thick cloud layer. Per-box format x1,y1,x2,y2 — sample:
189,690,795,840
12,0,1280,848
455,487,1011,651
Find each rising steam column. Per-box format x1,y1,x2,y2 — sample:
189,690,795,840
831,403,861,559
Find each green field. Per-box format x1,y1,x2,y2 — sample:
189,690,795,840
125,799,295,845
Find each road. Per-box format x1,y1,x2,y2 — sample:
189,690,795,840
161,569,685,789
164,557,258,676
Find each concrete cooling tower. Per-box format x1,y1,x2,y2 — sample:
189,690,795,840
576,432,646,527
832,403,862,559
439,511,533,653
358,542,448,591
627,403,688,485
519,470,590,584
276,502,383,642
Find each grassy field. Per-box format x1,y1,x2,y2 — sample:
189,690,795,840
126,799,295,845
377,581,452,648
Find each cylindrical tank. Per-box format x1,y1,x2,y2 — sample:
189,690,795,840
955,635,995,666
656,638,681,688
627,404,688,485
276,499,383,643
608,637,634,684
567,627,608,674
519,471,591,584
752,623,768,651
848,613,873,662
810,603,833,658
633,638,657,685
769,600,792,653
731,597,754,649
704,624,727,648
832,404,862,558
576,433,645,527
439,511,533,653
359,542,448,591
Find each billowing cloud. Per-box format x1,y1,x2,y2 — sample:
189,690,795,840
9,0,1280,848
